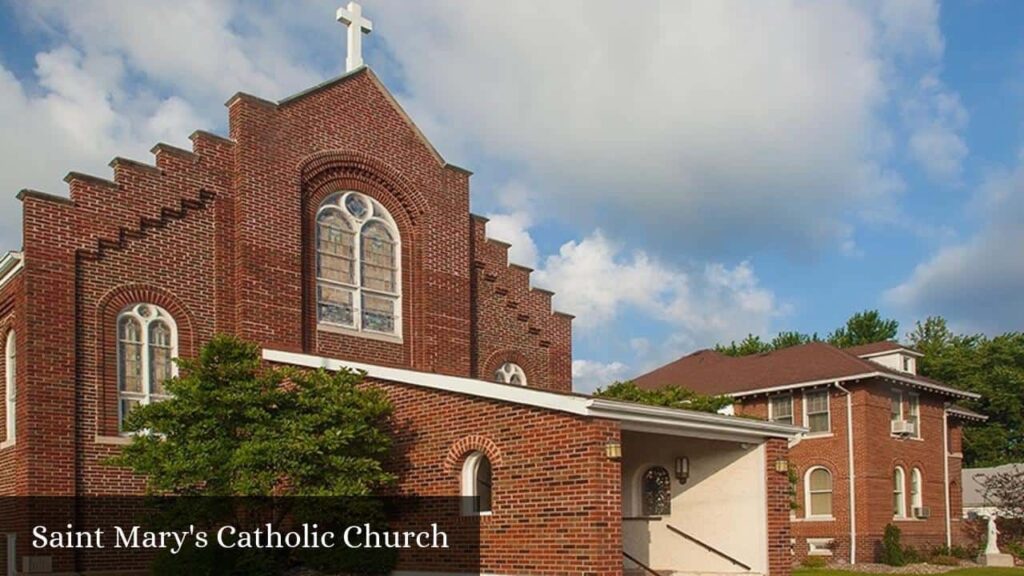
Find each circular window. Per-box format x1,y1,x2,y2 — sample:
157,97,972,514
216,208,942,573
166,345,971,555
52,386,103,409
494,362,527,386
345,193,369,219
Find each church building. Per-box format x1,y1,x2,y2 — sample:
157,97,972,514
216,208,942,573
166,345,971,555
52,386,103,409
0,5,800,575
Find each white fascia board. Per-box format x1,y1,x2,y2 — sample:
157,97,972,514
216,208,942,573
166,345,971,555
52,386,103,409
730,372,979,400
262,349,802,440
263,349,589,416
859,348,924,359
0,251,23,290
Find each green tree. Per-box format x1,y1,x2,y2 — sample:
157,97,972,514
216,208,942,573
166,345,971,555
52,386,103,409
110,334,395,496
827,309,899,348
715,334,772,357
594,381,733,413
771,331,818,350
908,322,1024,467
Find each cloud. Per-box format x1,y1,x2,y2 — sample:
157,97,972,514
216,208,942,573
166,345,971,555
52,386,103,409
533,230,783,345
572,359,630,393
903,74,969,183
886,152,1024,333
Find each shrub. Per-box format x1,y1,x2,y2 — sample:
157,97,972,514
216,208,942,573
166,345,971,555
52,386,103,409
948,544,973,560
881,523,905,566
903,546,922,564
801,556,827,569
930,555,960,566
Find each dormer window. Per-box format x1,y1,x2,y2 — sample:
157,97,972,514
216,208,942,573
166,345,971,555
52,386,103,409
316,192,401,339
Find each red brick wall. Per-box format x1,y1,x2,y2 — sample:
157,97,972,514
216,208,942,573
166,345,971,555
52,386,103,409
766,437,794,576
739,379,961,564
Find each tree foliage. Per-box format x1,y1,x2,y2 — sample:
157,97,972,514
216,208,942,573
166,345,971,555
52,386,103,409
594,381,733,413
826,309,899,348
110,334,395,496
908,318,1024,467
978,465,1024,519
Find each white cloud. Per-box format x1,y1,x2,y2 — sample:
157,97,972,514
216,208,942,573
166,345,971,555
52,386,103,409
483,182,541,268
533,230,783,346
903,74,969,183
572,359,630,393
886,152,1024,332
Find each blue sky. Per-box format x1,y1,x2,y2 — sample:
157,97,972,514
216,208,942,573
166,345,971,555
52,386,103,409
0,1,1022,392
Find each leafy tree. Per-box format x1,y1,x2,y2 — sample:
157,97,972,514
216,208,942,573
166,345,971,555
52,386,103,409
715,334,772,357
110,334,395,496
979,465,1024,519
594,381,733,413
827,309,899,348
908,321,1024,467
771,331,819,350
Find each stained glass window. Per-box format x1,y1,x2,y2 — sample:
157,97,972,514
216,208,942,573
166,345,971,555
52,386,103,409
117,304,176,429
642,466,671,516
316,192,401,337
494,362,527,386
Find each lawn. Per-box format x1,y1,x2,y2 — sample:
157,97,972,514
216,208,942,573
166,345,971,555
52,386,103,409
795,569,1022,576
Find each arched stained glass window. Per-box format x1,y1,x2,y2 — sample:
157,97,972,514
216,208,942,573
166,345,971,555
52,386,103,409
642,466,671,516
494,362,527,386
316,192,401,337
117,304,176,429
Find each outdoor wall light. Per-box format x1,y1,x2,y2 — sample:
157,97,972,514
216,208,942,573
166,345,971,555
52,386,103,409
675,456,690,484
775,459,790,473
605,441,622,460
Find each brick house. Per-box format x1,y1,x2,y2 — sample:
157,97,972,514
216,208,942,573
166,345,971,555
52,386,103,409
634,341,987,565
0,56,801,575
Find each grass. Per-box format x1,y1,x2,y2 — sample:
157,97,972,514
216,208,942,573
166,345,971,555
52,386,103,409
795,569,1023,576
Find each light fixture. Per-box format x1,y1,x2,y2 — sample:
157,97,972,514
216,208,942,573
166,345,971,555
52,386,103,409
675,456,690,484
775,459,790,473
605,441,622,460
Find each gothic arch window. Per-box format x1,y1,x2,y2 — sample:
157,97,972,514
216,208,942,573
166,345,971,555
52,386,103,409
4,330,15,443
316,191,401,338
461,451,493,515
117,304,176,429
805,466,833,518
494,362,527,386
641,466,671,516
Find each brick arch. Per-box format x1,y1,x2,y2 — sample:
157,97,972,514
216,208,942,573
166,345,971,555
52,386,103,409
481,349,538,386
442,434,504,477
95,283,197,436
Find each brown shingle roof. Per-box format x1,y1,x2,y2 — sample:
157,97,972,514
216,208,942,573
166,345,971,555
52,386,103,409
632,341,974,398
845,341,921,357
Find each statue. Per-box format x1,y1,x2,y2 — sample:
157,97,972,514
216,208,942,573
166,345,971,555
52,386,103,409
980,514,1013,567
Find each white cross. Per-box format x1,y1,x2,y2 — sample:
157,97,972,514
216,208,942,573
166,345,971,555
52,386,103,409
336,1,373,72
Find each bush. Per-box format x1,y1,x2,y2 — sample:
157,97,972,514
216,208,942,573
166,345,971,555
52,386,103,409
948,544,973,560
801,556,828,568
881,523,905,566
903,546,923,564
930,555,960,566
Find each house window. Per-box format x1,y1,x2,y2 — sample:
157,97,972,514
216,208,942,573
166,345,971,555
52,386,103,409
907,393,920,438
891,390,903,424
316,192,401,337
4,330,14,444
805,467,833,518
804,390,830,434
641,466,672,516
494,362,527,386
902,356,911,372
893,467,907,518
117,304,176,429
461,452,493,515
769,394,793,424
911,468,923,511
807,538,835,556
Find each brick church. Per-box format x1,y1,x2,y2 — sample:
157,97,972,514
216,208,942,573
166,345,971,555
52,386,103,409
0,4,802,575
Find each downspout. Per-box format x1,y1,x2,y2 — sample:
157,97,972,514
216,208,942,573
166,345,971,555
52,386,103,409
943,402,952,548
835,382,856,564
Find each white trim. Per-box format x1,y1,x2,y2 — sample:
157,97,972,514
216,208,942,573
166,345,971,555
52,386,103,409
262,349,804,441
0,252,23,291
804,466,834,520
4,329,15,444
768,393,793,424
731,371,979,400
807,538,835,556
911,467,923,510
802,389,831,435
893,466,907,519
943,403,952,547
117,303,177,429
461,451,492,516
908,392,921,439
858,347,924,359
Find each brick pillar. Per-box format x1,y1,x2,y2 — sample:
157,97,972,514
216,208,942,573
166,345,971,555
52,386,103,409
766,438,793,576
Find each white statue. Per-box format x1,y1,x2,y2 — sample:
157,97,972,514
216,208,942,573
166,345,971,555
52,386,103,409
985,515,1001,555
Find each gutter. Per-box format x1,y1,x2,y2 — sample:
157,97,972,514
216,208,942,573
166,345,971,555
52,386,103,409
0,251,24,290
834,382,857,564
943,403,952,548
731,371,979,401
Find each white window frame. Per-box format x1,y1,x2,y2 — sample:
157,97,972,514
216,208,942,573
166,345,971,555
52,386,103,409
768,394,793,425
3,330,15,446
910,467,923,511
804,466,834,520
891,389,904,424
907,392,920,439
315,191,402,341
802,389,831,435
494,362,527,386
893,466,907,518
117,304,177,431
807,537,834,556
461,451,493,516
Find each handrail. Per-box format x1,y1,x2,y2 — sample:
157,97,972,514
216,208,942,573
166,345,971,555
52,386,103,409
623,551,661,576
665,524,751,571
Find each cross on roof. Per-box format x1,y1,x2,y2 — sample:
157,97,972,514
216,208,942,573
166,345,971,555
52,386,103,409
336,1,373,73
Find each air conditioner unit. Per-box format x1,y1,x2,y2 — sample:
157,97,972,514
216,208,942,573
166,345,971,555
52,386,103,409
913,506,931,519
891,420,916,435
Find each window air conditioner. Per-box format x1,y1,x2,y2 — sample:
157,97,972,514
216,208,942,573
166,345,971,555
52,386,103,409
891,420,915,435
913,507,931,519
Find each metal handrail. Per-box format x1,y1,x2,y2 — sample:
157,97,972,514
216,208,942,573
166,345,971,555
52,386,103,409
623,551,662,576
665,523,751,571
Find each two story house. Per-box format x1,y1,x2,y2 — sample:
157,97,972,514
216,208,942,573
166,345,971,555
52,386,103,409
634,341,986,564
